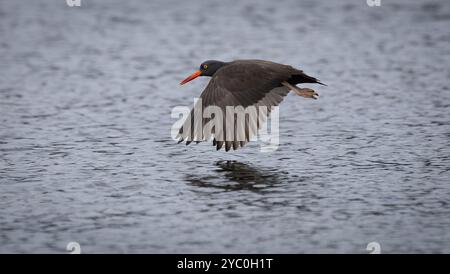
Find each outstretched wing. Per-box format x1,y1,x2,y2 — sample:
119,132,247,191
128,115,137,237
177,60,305,151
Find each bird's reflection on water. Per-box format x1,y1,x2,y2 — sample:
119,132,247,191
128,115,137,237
187,161,286,192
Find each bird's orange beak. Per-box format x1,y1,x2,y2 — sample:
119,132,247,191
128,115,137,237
180,70,202,85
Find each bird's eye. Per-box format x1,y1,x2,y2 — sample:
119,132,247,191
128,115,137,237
203,64,208,69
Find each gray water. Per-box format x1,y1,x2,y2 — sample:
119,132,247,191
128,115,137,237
1,0,450,253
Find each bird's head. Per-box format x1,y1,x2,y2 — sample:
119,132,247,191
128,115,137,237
180,60,226,85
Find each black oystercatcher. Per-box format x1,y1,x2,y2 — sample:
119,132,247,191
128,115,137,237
177,59,325,151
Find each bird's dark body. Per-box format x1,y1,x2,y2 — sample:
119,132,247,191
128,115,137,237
201,60,322,107
178,59,324,151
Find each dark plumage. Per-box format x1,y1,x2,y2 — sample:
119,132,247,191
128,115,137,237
178,59,325,151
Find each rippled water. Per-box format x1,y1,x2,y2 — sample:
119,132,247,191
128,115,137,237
1,0,449,253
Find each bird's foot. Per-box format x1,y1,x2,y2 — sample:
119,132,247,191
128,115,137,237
294,88,319,99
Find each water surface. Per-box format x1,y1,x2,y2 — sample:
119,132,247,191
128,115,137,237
0,0,449,253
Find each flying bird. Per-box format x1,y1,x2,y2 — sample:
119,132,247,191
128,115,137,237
177,59,325,151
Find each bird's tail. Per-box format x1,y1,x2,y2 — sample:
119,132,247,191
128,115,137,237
290,71,326,86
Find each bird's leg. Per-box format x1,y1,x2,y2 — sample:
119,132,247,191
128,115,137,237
295,88,318,99
282,81,319,99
